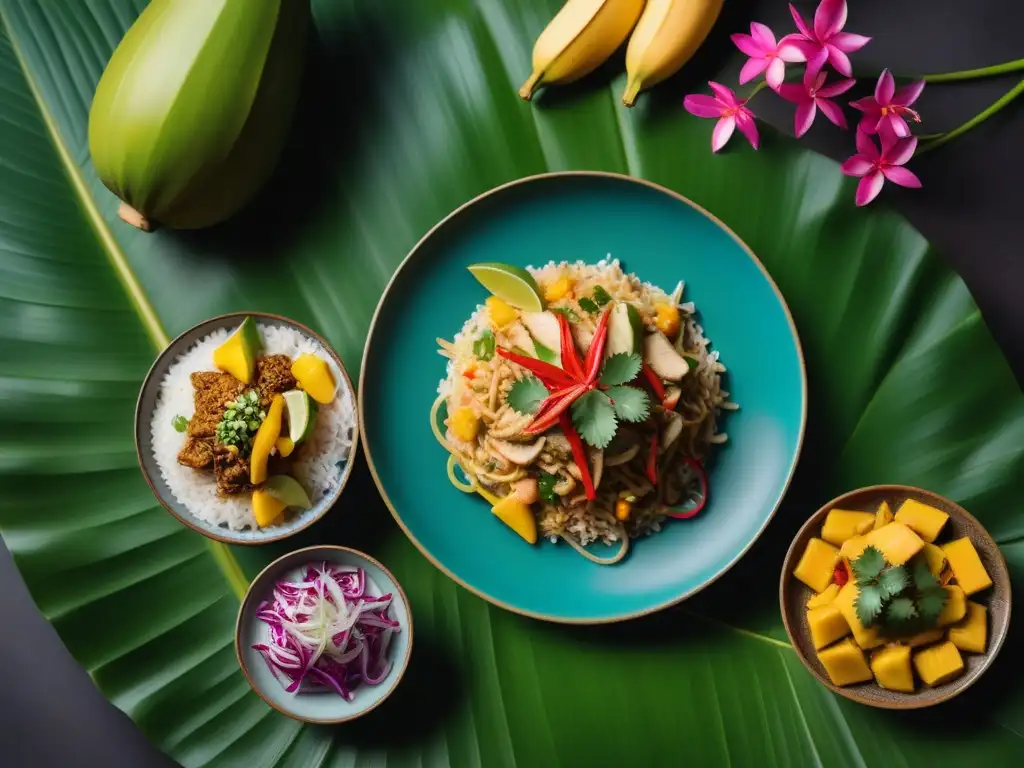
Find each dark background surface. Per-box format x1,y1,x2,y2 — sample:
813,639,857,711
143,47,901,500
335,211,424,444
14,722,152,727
1,1,1021,766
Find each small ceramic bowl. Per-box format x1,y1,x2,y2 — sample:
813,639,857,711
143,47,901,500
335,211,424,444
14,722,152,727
235,545,413,724
780,485,1011,709
135,312,359,545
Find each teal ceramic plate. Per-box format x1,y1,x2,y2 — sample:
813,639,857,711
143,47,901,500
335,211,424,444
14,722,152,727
360,172,806,623
235,546,413,724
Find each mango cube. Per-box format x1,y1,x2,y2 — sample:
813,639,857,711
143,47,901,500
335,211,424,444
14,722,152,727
806,583,840,610
864,522,924,566
840,534,871,564
818,638,874,686
794,537,841,593
947,601,988,654
903,627,945,647
894,499,949,542
937,585,967,626
942,537,992,596
913,640,964,686
870,645,915,692
822,509,877,546
873,501,894,530
834,581,884,649
921,543,946,577
807,603,852,650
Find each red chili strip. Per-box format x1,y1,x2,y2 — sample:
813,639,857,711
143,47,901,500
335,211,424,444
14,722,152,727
666,457,708,519
833,562,849,587
555,312,587,382
497,347,575,389
645,432,659,485
559,413,596,500
641,364,666,404
582,308,612,383
525,384,588,435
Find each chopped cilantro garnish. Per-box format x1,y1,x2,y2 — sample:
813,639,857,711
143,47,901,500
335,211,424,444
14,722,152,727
473,330,495,361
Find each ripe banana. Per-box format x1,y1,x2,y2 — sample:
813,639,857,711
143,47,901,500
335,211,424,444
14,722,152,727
520,0,646,101
622,0,723,107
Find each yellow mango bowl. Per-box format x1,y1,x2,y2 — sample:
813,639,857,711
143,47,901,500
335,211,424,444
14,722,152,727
779,485,1011,709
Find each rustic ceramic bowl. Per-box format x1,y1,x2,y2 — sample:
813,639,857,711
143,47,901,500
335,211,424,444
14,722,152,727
135,312,359,545
235,545,413,724
780,485,1011,709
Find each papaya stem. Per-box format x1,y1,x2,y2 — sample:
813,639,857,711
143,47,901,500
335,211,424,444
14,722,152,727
118,201,152,232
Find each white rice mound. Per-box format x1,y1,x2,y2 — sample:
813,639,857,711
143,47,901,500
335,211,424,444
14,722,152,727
150,324,356,531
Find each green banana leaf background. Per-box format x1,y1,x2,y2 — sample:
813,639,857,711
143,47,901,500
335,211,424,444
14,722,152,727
1,0,1022,765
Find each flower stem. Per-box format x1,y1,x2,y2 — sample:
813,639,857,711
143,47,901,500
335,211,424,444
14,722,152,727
744,80,771,102
921,58,1024,83
920,77,1024,153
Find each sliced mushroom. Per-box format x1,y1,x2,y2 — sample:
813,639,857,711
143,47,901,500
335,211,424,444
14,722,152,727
644,331,690,381
591,449,604,489
545,432,572,457
553,473,576,496
660,410,684,449
489,436,546,465
566,461,583,481
605,443,640,467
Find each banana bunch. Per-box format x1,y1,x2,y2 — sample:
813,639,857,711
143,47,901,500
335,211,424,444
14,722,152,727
519,0,723,107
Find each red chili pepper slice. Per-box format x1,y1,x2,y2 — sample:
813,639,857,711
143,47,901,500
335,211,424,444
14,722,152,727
833,562,849,587
645,431,659,485
497,347,575,389
582,307,612,384
641,364,666,404
555,312,587,382
559,412,596,500
525,384,588,435
666,457,708,519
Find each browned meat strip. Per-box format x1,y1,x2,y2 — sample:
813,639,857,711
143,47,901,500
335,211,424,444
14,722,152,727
256,355,296,406
177,437,214,470
188,371,245,438
213,444,251,495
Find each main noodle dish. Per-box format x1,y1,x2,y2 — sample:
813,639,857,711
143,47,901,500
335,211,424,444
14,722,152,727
432,259,736,564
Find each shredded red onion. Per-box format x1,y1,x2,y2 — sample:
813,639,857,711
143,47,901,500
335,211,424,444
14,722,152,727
252,562,400,700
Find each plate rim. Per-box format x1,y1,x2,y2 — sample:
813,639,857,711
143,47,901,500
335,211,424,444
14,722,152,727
134,311,361,546
358,171,808,624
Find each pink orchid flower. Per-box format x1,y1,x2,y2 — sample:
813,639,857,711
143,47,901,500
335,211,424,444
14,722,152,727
731,22,805,89
840,129,921,206
849,69,924,138
777,67,856,137
784,0,871,77
683,83,759,152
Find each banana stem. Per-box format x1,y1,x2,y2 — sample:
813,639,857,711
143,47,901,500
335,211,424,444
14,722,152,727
622,79,641,108
118,202,152,232
519,71,543,102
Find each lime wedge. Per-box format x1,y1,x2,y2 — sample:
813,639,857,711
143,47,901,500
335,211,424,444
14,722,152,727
263,475,312,510
283,390,318,444
467,262,544,311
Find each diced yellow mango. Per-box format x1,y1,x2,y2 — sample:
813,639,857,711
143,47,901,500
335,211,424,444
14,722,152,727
937,585,967,626
921,543,946,577
947,601,987,654
942,537,992,596
212,316,262,384
290,353,336,405
873,501,894,530
894,499,949,543
902,628,945,647
913,641,964,686
864,522,925,566
807,603,852,650
834,581,884,649
807,583,840,610
544,276,573,302
252,489,286,528
818,638,874,687
840,534,871,564
821,509,877,546
870,645,915,693
449,407,480,442
275,436,295,458
793,538,841,593
491,495,538,545
486,296,518,328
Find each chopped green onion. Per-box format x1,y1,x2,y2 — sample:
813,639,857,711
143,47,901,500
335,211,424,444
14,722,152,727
172,415,188,432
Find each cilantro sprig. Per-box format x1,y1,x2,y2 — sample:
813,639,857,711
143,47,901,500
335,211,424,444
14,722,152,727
851,546,948,633
473,330,496,361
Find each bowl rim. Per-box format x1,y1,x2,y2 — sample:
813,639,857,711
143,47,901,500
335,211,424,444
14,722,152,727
357,170,808,624
778,483,1013,709
134,311,360,545
233,544,414,724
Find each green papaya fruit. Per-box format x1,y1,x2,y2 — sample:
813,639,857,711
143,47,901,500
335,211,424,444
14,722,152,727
88,0,310,230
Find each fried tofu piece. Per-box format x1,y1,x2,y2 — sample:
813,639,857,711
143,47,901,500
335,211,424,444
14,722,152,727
177,437,214,470
256,355,296,405
188,372,244,438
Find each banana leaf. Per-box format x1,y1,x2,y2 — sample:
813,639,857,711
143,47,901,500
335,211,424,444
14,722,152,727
1,0,1022,765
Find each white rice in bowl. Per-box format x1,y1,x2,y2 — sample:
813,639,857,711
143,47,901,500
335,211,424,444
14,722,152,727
150,324,356,531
